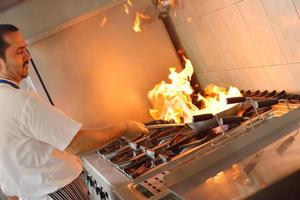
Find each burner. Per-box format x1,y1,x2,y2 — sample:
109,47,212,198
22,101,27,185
96,89,300,179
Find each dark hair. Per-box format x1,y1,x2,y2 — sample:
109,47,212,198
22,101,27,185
0,24,19,59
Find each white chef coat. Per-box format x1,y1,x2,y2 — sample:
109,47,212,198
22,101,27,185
0,81,83,199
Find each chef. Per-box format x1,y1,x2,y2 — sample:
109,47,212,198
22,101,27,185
0,24,149,200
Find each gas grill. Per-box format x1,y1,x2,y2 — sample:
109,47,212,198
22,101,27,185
82,90,300,200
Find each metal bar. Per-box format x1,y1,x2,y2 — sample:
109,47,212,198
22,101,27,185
146,124,185,129
27,49,55,106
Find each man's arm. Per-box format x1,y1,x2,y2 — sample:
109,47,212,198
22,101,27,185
65,121,148,156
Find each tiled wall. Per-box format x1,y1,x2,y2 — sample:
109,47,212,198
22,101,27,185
171,0,300,93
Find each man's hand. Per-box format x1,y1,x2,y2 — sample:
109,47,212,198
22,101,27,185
65,120,149,155
118,121,149,141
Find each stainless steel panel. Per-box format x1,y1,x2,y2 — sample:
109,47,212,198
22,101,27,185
169,110,300,200
0,0,23,13
28,0,181,128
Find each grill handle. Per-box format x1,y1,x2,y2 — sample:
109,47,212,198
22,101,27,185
254,98,279,109
146,123,184,130
220,116,246,125
226,97,246,104
193,114,214,122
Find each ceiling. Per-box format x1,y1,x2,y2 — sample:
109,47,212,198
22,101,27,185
0,0,24,13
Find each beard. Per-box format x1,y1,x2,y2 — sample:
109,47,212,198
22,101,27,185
23,60,29,67
21,60,29,78
21,73,29,78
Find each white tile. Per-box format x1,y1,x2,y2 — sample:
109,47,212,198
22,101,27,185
196,71,232,89
201,5,262,68
179,20,226,71
287,63,300,93
171,0,205,25
215,71,232,88
238,0,286,65
227,69,252,90
261,0,300,63
171,0,242,25
264,65,297,92
196,72,212,89
243,67,273,91
210,66,297,92
197,0,242,15
175,24,208,73
292,0,300,17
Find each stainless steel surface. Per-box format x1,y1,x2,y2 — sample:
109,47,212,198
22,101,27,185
28,0,181,129
164,104,300,186
82,99,300,199
146,103,240,131
146,124,185,129
82,153,129,200
0,0,23,13
189,103,241,131
170,114,300,200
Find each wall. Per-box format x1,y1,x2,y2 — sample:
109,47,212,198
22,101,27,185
0,0,125,98
171,0,300,93
24,0,181,128
0,0,119,41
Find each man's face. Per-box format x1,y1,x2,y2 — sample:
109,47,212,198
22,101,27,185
0,31,31,82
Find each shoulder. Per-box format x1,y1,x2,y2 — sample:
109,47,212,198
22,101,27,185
0,88,35,106
7,89,51,113
18,90,48,104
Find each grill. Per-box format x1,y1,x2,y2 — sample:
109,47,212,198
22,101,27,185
96,90,300,179
82,90,300,200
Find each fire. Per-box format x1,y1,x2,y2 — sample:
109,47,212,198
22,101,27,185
186,17,192,23
124,4,130,14
133,11,150,33
148,58,241,123
148,58,198,123
100,14,108,27
197,84,241,115
133,12,142,32
127,0,133,7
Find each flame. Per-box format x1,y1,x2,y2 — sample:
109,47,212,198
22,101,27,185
148,58,241,123
186,17,192,23
133,12,150,33
100,14,108,27
133,12,142,32
205,171,227,185
124,4,130,14
127,0,133,7
196,84,241,115
148,58,199,123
